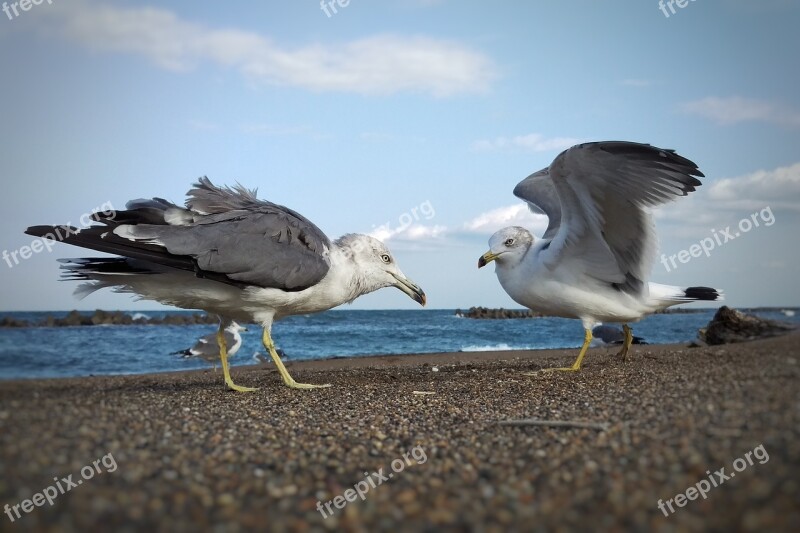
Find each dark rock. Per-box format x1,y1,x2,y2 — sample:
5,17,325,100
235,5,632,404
56,310,93,327
702,306,794,345
91,310,134,325
459,306,544,319
160,313,218,325
0,310,225,328
0,316,30,327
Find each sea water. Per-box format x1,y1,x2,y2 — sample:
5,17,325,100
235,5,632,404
0,309,796,379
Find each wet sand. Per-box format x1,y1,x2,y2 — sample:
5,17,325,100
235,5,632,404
1,334,798,532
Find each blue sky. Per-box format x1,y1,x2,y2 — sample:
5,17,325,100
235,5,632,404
1,0,798,311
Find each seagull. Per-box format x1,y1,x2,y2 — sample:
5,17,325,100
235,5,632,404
172,319,247,370
478,141,721,371
590,325,647,348
26,177,426,391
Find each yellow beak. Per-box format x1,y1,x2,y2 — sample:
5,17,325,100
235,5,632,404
478,251,499,268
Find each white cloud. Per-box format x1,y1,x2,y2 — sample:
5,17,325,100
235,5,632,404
654,161,800,236
471,133,580,153
661,161,800,215
368,203,551,247
706,162,800,210
37,1,496,97
461,204,549,236
369,223,447,242
680,96,800,127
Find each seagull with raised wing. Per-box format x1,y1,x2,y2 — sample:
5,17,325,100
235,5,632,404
173,319,247,370
478,141,721,371
26,177,426,391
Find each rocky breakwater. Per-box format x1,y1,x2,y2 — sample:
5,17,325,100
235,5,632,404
455,307,544,319
0,310,222,328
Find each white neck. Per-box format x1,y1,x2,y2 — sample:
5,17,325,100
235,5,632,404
264,243,369,317
320,243,372,305
244,240,381,324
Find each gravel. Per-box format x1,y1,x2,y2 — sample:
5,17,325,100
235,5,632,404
1,333,798,532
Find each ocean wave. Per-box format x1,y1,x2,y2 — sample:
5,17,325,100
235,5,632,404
460,343,518,352
129,313,150,321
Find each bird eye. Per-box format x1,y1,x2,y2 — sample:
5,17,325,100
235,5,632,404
504,238,514,246
380,254,391,263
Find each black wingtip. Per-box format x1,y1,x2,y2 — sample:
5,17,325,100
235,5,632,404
24,225,59,239
592,140,705,180
684,286,721,301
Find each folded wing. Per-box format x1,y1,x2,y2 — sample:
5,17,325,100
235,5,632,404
25,177,332,292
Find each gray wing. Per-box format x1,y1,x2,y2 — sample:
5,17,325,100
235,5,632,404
119,207,331,290
188,330,240,358
539,141,703,294
118,179,332,290
185,177,264,214
188,332,221,357
591,325,624,344
513,169,562,239
32,177,333,291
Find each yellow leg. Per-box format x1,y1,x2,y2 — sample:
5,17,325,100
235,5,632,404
617,324,633,361
217,325,257,392
525,328,592,374
262,329,331,389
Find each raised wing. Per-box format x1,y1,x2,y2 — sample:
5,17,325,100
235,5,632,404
539,141,703,294
513,168,562,239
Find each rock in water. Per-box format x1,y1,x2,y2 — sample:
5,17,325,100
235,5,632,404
702,306,794,345
458,307,544,319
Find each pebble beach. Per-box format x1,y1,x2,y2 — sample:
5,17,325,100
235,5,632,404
1,333,798,532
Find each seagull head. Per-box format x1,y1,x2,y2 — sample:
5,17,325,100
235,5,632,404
478,226,533,268
228,321,248,333
337,234,426,306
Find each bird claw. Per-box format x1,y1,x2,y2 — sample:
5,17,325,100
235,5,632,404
524,367,581,375
226,382,258,392
284,381,332,389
